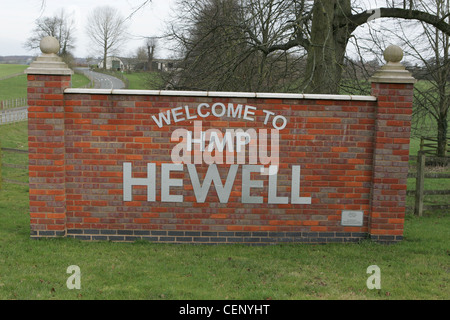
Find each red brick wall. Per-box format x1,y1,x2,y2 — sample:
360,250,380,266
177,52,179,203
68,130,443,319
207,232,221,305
28,75,70,237
369,83,414,242
27,75,413,244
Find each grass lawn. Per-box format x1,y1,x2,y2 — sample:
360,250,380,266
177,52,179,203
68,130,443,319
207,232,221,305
0,75,28,101
71,73,92,89
124,72,163,90
0,122,448,300
0,64,28,78
0,70,91,101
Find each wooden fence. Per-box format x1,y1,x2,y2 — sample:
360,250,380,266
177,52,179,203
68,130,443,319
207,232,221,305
0,142,29,189
407,152,450,216
419,136,449,159
0,98,27,110
0,98,29,125
0,107,28,125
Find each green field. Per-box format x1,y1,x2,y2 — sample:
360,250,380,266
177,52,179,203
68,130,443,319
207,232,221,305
124,71,164,90
0,74,28,100
0,64,91,101
0,64,28,78
0,122,449,300
0,65,29,100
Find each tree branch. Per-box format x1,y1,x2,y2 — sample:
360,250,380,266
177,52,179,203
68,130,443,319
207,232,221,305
126,0,152,20
266,36,310,53
350,7,450,35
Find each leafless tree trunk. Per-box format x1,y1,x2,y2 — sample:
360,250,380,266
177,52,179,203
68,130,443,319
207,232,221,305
86,6,129,70
145,37,157,72
353,0,449,157
344,0,450,156
167,0,450,94
411,0,449,157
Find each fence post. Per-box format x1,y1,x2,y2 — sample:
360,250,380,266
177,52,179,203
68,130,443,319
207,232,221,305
414,151,425,216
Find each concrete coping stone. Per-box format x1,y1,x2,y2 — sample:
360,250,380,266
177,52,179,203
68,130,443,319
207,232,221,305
64,88,377,102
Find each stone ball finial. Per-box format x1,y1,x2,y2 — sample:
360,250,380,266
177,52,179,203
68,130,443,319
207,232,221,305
40,36,60,55
383,45,403,63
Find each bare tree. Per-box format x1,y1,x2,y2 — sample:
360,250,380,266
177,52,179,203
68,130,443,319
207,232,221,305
349,0,449,157
167,0,305,92
167,0,450,94
25,9,76,61
308,0,450,94
394,0,449,157
134,46,149,71
86,6,129,70
145,37,157,71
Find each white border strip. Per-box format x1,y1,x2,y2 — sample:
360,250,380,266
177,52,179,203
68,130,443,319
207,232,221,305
64,88,377,101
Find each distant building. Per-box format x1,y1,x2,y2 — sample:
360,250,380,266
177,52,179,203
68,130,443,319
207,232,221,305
128,58,180,72
98,57,125,71
152,59,179,72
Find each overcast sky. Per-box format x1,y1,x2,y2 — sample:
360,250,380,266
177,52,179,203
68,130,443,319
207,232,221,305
0,0,176,58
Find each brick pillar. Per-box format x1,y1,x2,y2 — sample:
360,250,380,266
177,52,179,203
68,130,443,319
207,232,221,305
26,37,73,239
369,45,416,244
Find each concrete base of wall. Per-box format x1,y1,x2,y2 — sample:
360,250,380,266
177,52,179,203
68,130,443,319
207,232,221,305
29,229,374,244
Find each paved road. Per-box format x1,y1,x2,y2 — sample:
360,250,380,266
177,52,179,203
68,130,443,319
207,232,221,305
75,67,125,90
0,69,125,125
